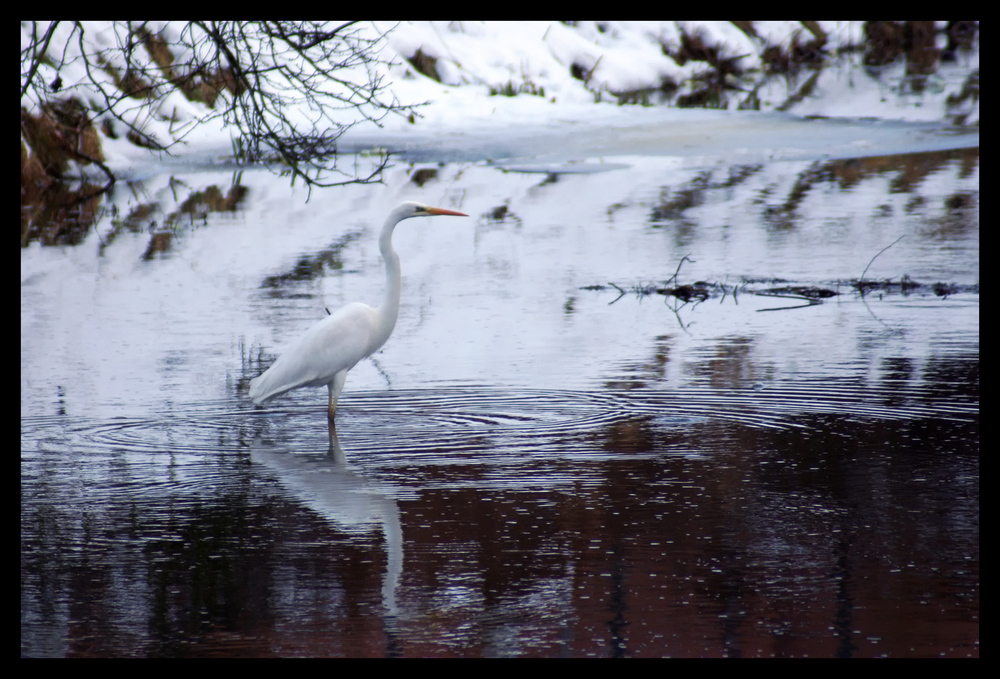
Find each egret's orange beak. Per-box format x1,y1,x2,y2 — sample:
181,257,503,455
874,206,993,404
426,206,468,217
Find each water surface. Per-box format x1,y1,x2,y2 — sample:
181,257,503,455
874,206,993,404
22,122,978,656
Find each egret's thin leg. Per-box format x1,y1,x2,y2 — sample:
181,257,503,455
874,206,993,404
328,370,348,422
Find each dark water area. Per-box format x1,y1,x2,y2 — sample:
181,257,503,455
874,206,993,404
22,379,978,657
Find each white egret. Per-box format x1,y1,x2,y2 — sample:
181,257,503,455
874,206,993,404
249,201,468,422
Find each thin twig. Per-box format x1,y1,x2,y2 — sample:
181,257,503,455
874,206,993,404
668,254,694,286
607,281,625,305
860,235,905,282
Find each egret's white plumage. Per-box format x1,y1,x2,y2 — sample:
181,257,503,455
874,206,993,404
249,201,468,422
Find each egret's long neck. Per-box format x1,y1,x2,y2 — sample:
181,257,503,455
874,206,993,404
374,216,402,345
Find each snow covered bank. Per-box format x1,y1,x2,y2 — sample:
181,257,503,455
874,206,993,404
21,21,979,180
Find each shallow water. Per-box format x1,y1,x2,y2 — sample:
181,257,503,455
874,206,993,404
22,125,978,656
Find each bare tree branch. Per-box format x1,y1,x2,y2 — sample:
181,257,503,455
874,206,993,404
21,21,416,188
